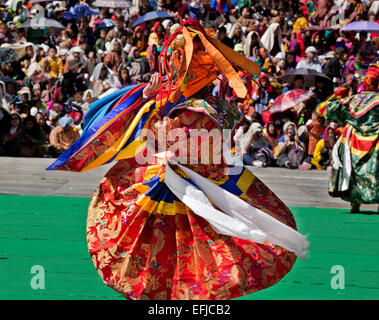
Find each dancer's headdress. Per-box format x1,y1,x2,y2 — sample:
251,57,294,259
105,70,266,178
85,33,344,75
152,18,261,113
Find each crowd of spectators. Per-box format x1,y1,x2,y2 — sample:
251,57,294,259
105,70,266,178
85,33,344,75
0,0,378,170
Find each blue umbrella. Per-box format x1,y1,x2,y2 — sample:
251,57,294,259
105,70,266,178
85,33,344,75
342,21,379,32
132,11,173,28
64,4,99,21
96,19,115,30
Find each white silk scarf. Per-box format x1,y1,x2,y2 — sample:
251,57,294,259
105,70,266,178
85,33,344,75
163,161,310,259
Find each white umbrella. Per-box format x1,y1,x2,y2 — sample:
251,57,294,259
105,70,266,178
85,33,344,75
92,0,130,8
18,17,65,29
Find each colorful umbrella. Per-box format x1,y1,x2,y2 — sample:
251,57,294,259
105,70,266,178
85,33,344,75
132,11,173,28
64,4,100,21
342,21,379,33
270,89,316,114
0,48,18,68
92,0,131,8
96,19,115,30
281,68,332,88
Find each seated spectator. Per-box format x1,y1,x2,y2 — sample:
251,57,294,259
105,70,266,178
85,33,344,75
284,51,297,73
311,126,338,170
63,47,88,95
243,31,262,60
312,77,333,103
1,112,22,156
146,44,159,74
16,115,47,157
90,63,115,97
47,87,66,115
26,62,48,91
35,112,51,142
114,65,134,89
132,26,147,52
282,74,305,94
263,121,280,148
252,73,275,115
276,121,306,169
95,28,107,59
48,103,61,126
81,89,96,115
39,46,64,81
344,53,366,78
106,16,128,40
49,115,80,157
228,23,245,48
18,87,32,115
148,22,164,47
357,31,377,63
127,47,150,83
242,122,275,167
217,26,233,49
104,38,127,73
324,51,342,85
260,22,285,57
296,46,322,73
0,22,15,45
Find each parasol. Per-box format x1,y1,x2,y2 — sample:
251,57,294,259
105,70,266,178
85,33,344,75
342,21,379,33
270,89,316,114
281,68,332,88
64,4,100,21
92,0,131,8
132,11,173,28
18,17,66,30
96,19,115,30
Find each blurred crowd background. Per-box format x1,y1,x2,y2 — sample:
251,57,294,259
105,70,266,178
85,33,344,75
0,0,378,170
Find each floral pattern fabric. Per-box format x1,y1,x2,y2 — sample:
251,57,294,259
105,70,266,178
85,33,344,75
85,97,298,300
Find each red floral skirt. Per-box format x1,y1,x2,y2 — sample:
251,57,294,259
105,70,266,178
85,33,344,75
86,159,297,300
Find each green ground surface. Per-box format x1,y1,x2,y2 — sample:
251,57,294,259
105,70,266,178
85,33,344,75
0,194,378,300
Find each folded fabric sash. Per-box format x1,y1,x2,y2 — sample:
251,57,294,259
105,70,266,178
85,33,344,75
163,160,310,259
